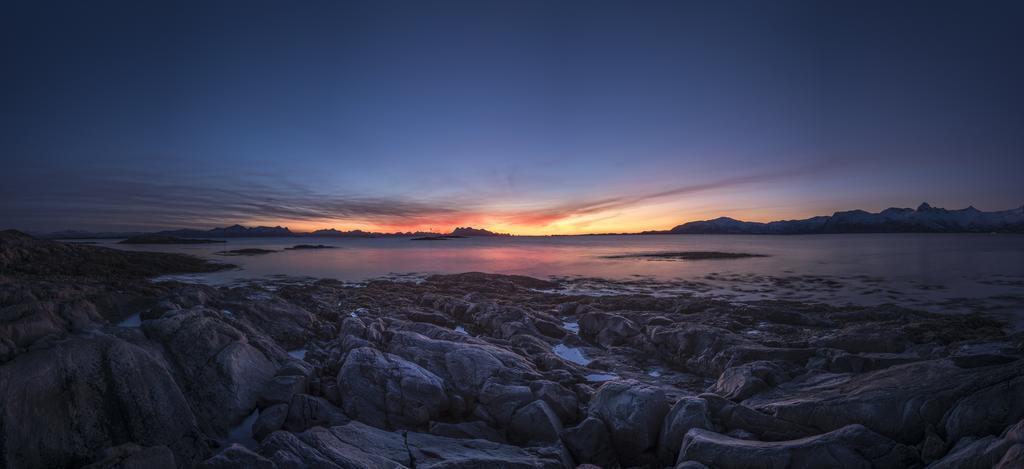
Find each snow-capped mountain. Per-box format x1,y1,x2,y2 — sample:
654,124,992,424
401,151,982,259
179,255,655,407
663,203,1024,234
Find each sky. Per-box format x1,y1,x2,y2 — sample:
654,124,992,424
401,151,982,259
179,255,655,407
2,0,1022,234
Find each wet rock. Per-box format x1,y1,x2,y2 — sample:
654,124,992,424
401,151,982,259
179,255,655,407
83,444,176,469
510,399,563,444
297,426,406,468
747,358,1024,444
386,330,540,400
709,361,792,401
941,374,1024,443
587,380,669,466
579,312,641,347
928,435,1013,469
478,380,535,426
216,297,313,349
197,444,275,469
283,394,349,432
405,430,566,468
700,394,815,441
997,444,1024,469
825,352,921,373
408,310,455,328
0,336,209,468
657,397,713,466
429,421,506,443
336,346,449,429
530,380,579,423
257,374,307,407
561,417,619,469
258,430,394,468
252,403,288,441
142,308,280,435
678,424,918,469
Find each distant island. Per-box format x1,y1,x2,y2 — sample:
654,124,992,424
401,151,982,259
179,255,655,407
118,234,226,245
645,203,1024,235
32,204,1024,239
41,224,512,240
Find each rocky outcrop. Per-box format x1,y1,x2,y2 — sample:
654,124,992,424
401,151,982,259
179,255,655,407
336,346,449,429
678,424,918,468
587,380,669,466
3,234,1022,469
142,308,282,435
0,336,208,468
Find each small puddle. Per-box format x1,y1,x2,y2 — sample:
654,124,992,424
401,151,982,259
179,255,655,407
553,344,591,366
117,313,142,328
562,321,580,334
287,348,307,360
585,373,618,383
454,326,469,335
226,408,260,448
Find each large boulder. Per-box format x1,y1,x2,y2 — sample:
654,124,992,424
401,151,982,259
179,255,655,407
142,309,282,435
700,393,815,441
197,444,275,469
336,346,449,429
561,417,619,469
262,421,568,468
217,296,313,349
0,336,208,468
82,444,177,469
587,380,669,466
657,397,713,466
510,400,563,444
710,361,792,401
579,312,641,347
747,358,1024,444
678,424,918,468
385,330,540,400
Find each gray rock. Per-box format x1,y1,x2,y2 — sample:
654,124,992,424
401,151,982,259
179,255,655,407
510,400,563,444
530,380,579,423
0,336,208,468
405,430,565,468
710,361,791,401
252,404,289,441
143,308,280,434
197,444,275,469
336,346,449,429
587,380,669,466
83,444,177,469
657,397,713,466
996,444,1024,469
257,375,308,407
700,393,815,441
927,435,1013,469
579,312,641,347
678,424,918,469
478,380,534,426
747,359,1024,444
561,417,619,469
941,374,1024,443
283,394,349,432
429,421,506,443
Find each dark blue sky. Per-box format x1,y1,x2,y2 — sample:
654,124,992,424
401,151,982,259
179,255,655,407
3,1,1022,233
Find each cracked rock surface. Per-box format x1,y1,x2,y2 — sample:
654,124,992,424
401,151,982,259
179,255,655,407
2,230,1023,468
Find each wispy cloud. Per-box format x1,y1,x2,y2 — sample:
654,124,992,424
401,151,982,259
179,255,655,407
0,164,829,233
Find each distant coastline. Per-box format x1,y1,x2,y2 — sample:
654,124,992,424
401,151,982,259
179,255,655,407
27,202,1024,239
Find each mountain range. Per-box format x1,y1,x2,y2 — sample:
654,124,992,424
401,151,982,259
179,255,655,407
650,203,1024,234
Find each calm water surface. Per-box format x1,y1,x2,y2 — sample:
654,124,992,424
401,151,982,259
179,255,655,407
94,234,1024,316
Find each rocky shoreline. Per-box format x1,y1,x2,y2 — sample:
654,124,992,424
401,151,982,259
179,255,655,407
1,230,1022,468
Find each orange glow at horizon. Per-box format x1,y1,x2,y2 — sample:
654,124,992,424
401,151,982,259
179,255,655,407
237,194,828,236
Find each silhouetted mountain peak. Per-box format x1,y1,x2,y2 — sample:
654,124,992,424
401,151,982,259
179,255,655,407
662,203,1024,234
